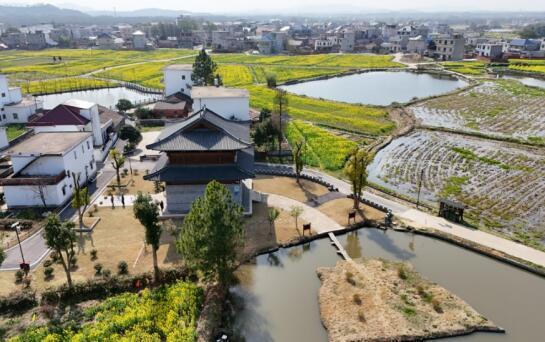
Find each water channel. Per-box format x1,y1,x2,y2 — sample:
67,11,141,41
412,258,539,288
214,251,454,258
37,86,161,109
279,71,468,106
233,228,545,341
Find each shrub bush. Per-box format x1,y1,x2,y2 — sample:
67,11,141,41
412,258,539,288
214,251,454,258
118,261,129,275
0,290,37,313
432,298,443,313
44,267,54,280
397,265,408,280
353,293,362,305
90,249,97,261
358,309,366,322
43,259,53,268
94,263,103,276
15,270,24,283
102,269,111,279
345,271,356,286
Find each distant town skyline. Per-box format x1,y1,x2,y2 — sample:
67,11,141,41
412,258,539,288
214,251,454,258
1,0,543,14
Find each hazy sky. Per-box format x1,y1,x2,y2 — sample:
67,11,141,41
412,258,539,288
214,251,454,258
1,0,541,13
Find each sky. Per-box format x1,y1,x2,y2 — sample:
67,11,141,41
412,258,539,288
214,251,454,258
0,0,542,13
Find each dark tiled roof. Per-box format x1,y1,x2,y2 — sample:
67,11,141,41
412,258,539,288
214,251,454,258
165,91,193,104
147,108,251,152
144,148,255,182
27,104,89,127
99,105,124,127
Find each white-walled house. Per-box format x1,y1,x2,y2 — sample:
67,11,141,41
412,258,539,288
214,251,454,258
163,65,193,97
27,99,124,161
0,74,42,125
0,132,96,208
191,86,250,121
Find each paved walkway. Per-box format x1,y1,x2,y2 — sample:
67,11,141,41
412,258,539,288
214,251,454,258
257,163,545,268
265,193,343,234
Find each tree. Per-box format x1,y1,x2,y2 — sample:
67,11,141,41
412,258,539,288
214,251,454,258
71,172,90,232
252,118,278,150
344,148,374,210
135,107,154,119
119,125,142,145
289,206,303,232
192,48,217,86
177,181,244,283
116,99,133,112
31,184,48,209
110,149,125,192
133,193,162,282
267,207,280,235
292,138,305,182
266,74,277,88
0,247,5,267
43,214,76,288
273,89,288,158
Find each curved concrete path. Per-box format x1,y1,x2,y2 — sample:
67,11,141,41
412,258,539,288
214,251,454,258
265,193,343,234
257,163,545,269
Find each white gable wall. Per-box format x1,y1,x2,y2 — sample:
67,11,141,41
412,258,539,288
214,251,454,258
193,97,250,121
164,69,193,97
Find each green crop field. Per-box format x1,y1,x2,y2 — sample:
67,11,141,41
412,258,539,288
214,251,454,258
248,85,394,135
16,77,117,94
442,61,488,75
10,281,203,341
286,120,358,170
508,59,545,74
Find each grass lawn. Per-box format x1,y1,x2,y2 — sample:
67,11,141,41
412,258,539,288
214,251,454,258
5,124,28,141
107,174,157,196
317,198,385,226
0,207,180,296
253,175,330,203
243,202,312,257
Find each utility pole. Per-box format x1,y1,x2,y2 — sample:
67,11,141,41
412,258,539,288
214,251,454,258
416,169,424,209
12,222,29,274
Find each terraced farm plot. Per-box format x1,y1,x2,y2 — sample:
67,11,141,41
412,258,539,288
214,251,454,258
410,80,545,142
508,59,545,75
369,130,545,249
441,61,488,75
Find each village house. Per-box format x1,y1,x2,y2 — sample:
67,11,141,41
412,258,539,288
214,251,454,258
144,108,254,216
0,74,42,125
0,132,96,208
407,35,427,54
158,64,250,120
476,43,504,59
27,99,124,161
434,33,465,61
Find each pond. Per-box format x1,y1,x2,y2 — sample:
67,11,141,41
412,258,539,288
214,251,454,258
279,71,469,106
500,75,545,89
37,87,162,109
232,228,545,341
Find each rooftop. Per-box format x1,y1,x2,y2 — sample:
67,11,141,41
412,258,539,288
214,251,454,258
163,64,193,71
6,132,91,156
147,107,250,152
28,104,89,127
63,99,96,109
192,86,249,99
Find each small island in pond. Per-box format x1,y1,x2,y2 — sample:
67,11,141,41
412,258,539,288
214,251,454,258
317,259,504,342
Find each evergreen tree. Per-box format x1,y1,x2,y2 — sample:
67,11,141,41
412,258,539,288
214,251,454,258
133,193,162,282
191,49,217,86
44,214,76,288
177,181,244,283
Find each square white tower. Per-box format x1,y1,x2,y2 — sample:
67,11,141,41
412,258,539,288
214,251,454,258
163,65,193,97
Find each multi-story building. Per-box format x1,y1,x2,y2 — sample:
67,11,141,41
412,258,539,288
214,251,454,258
26,31,47,50
476,43,504,59
435,33,465,61
0,74,42,125
132,30,147,50
0,132,96,208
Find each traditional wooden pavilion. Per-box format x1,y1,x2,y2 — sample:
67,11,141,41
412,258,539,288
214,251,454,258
438,199,465,223
144,107,254,216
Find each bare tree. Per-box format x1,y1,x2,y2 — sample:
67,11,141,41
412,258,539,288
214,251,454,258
273,89,288,159
292,138,305,183
344,148,374,210
31,184,48,209
71,172,90,233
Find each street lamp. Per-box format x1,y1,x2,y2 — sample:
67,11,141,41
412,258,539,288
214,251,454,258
11,222,29,274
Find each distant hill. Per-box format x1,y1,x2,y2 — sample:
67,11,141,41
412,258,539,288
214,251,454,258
0,4,92,26
88,8,194,18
